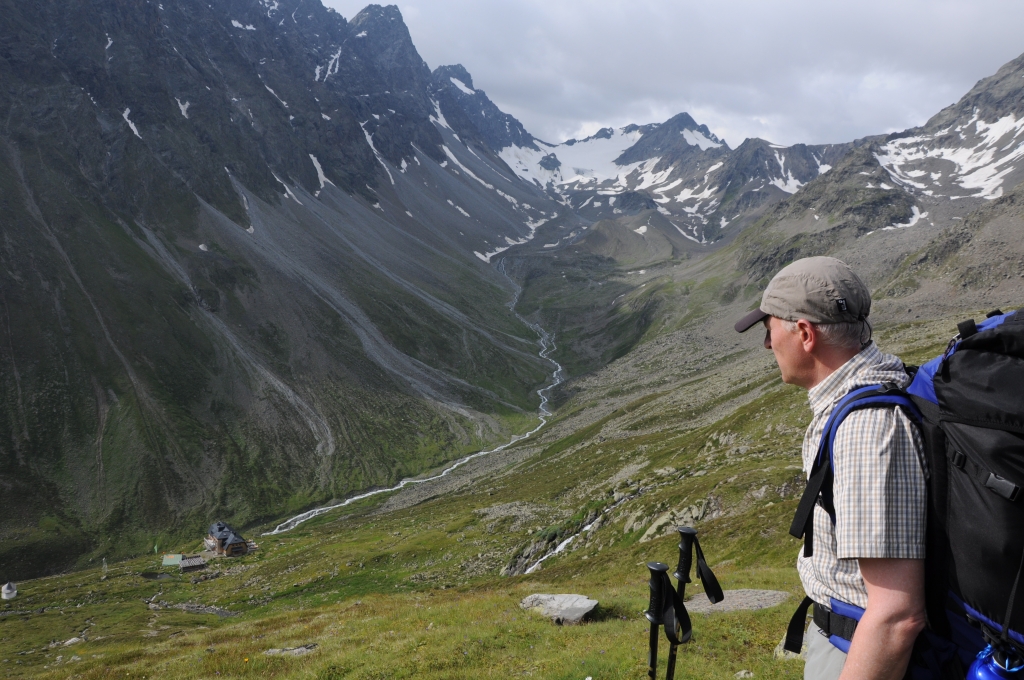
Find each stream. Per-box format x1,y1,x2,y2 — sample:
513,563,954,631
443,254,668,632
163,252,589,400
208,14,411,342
522,487,644,574
263,258,564,535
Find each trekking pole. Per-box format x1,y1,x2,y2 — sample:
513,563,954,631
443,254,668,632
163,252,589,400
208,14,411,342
674,527,697,588
665,527,698,680
645,561,669,680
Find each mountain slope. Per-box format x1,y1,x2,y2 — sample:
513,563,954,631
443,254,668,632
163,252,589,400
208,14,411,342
0,0,569,579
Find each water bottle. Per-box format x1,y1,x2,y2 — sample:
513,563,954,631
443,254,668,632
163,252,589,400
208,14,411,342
968,645,1024,679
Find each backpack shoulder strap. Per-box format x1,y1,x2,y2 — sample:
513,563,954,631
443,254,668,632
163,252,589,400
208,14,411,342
789,383,921,558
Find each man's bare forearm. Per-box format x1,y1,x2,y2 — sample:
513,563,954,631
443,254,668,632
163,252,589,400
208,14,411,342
839,558,926,680
839,607,923,679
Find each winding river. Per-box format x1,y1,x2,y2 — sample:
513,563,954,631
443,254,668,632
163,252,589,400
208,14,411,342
263,258,563,535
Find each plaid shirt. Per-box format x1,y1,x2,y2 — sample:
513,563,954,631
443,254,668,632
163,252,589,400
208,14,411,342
796,342,927,610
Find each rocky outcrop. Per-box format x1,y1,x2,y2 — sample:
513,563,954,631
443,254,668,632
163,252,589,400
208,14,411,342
520,593,598,625
637,496,724,543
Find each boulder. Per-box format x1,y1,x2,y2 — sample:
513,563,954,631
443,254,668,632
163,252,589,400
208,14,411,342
520,593,598,625
265,643,318,656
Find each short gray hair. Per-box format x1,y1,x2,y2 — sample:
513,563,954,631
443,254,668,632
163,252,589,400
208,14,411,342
782,318,872,349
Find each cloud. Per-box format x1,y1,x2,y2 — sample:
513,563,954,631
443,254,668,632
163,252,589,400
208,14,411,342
322,0,1024,147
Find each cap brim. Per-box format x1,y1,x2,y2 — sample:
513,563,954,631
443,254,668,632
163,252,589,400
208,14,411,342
734,308,768,333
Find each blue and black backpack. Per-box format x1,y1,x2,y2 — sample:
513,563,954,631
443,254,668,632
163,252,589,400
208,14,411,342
783,308,1024,678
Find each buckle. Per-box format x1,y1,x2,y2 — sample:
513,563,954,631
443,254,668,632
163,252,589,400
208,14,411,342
950,450,966,469
985,474,1020,502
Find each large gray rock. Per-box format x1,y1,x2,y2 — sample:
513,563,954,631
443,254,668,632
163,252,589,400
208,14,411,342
520,594,598,625
265,643,318,657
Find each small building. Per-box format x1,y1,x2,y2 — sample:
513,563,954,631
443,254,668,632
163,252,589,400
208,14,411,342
205,521,249,557
2,582,15,600
180,555,206,572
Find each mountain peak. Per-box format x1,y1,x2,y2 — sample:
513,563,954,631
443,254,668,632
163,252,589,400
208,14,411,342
433,64,476,92
613,112,726,165
430,64,537,153
351,4,404,26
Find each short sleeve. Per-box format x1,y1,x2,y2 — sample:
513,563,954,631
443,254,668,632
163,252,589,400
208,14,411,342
831,406,926,560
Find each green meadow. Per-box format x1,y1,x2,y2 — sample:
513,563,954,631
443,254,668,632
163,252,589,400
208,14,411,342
0,315,963,679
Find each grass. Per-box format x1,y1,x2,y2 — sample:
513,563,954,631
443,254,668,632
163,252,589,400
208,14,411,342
0,313,972,678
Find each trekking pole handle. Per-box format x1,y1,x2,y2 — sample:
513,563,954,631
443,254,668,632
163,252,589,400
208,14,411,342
674,527,697,583
645,561,669,623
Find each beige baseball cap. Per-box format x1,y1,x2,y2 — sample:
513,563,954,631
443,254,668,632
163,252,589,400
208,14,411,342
734,256,871,333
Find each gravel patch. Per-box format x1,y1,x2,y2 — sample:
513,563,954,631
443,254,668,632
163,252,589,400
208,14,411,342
684,589,790,614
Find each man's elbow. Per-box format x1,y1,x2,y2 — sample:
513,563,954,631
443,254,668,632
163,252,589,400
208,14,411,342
865,600,926,645
890,608,927,642
872,606,929,647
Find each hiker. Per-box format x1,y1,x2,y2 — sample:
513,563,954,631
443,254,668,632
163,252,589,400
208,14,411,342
735,257,926,680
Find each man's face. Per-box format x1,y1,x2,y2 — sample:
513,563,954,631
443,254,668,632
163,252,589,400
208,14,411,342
763,316,810,386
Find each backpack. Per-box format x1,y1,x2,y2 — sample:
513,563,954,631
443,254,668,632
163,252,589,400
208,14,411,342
784,308,1024,678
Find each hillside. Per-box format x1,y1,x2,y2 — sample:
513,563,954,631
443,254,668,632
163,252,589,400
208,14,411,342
0,0,579,578
0,307,1000,678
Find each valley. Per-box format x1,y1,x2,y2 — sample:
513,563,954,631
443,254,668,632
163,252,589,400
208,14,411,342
1,1,1024,677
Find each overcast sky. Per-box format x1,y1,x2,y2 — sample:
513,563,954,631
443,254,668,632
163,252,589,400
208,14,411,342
320,0,1024,148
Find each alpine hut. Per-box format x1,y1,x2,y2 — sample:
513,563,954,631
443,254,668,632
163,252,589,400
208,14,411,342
205,521,249,557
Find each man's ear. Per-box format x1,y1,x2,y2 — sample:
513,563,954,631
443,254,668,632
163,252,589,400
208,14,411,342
796,319,816,352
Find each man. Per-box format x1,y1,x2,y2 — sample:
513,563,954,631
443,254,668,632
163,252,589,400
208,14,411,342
734,257,927,680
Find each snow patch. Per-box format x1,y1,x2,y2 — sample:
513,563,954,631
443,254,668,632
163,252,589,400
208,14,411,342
175,98,190,118
876,113,1024,199
671,223,701,243
231,20,256,30
498,126,644,187
355,31,367,38
309,154,334,189
121,108,142,139
681,128,722,150
449,77,475,95
769,150,803,193
883,206,928,231
360,122,395,185
319,47,343,83
474,247,509,263
634,225,648,235
264,85,287,107
442,145,493,189
272,172,303,205
429,100,452,131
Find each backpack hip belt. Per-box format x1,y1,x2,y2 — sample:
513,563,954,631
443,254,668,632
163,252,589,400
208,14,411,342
785,596,863,654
